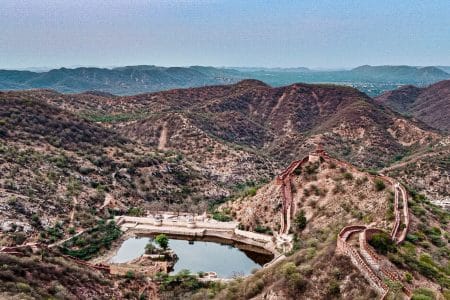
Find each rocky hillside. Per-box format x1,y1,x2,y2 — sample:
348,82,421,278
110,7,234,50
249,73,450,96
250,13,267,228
0,246,157,299
11,80,442,170
223,155,393,233
375,80,450,132
0,93,230,240
215,152,449,299
2,80,446,205
382,138,450,203
0,81,448,299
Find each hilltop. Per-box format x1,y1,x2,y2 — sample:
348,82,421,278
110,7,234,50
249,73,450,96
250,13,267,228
214,152,449,299
376,80,450,132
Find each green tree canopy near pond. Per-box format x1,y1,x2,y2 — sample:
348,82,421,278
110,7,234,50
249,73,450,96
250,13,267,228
155,234,169,250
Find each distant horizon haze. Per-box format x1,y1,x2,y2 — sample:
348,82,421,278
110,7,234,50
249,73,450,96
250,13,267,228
2,64,449,73
1,0,449,69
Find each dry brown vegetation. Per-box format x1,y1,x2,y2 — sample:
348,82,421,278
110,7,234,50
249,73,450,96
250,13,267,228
0,80,448,299
376,80,450,132
224,159,392,233
219,156,450,299
0,96,227,246
0,249,156,299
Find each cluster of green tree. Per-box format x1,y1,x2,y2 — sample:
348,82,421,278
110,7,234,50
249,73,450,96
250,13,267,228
60,220,121,260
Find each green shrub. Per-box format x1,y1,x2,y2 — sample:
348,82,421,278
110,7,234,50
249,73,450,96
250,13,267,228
254,225,272,234
430,235,445,247
368,232,396,255
406,234,421,244
125,270,135,279
293,210,307,231
245,187,257,197
411,288,435,300
244,279,264,298
374,179,386,191
342,172,353,180
16,282,31,293
405,272,413,283
30,214,42,228
411,205,426,217
145,242,157,254
12,232,27,245
158,270,202,292
327,280,340,296
212,211,232,222
128,207,144,217
305,163,319,175
61,221,121,260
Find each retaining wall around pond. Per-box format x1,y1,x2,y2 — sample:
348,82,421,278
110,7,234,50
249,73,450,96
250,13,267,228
115,216,278,256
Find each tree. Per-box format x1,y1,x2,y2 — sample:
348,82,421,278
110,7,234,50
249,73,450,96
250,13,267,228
368,232,396,255
155,234,169,250
294,210,307,231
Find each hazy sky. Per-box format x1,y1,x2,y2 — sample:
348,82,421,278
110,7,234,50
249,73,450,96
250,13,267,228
1,0,449,69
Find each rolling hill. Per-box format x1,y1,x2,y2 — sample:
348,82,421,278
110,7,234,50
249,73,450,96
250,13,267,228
1,65,449,97
0,66,242,95
375,80,450,132
0,92,237,237
52,80,442,168
215,152,449,299
3,80,446,204
0,80,448,300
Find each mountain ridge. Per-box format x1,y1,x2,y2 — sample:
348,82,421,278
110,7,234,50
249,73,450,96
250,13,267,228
375,80,450,132
1,65,449,97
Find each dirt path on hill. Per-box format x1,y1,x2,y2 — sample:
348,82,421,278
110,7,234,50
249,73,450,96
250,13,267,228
380,151,437,172
158,121,168,150
70,196,78,224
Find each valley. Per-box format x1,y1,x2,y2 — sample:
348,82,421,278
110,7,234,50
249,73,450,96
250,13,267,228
0,80,449,299
2,0,449,298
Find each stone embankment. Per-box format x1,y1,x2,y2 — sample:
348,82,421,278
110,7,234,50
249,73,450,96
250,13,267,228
381,178,410,244
337,226,389,296
115,214,278,256
276,156,309,235
109,261,167,276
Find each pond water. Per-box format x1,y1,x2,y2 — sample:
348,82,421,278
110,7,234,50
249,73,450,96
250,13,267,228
111,236,273,278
